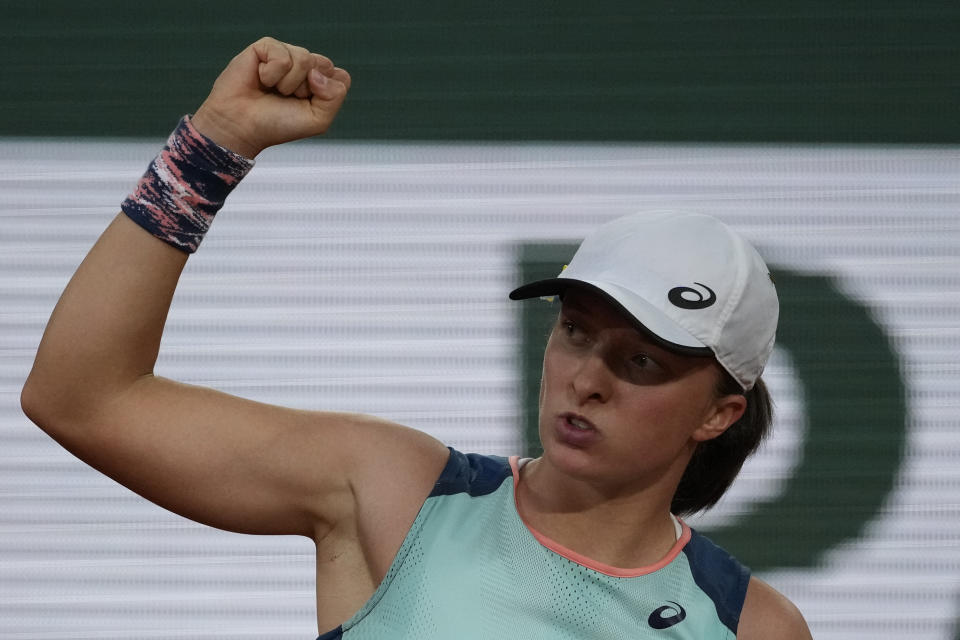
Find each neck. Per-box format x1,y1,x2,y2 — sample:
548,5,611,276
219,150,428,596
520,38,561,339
516,457,683,570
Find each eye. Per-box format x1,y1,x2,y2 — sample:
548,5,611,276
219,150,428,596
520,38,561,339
558,317,590,345
561,319,582,338
629,353,664,377
631,353,651,368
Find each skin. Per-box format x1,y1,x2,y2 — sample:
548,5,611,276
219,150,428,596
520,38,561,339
21,37,811,639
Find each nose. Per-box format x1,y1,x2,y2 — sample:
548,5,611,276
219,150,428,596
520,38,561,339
570,350,613,405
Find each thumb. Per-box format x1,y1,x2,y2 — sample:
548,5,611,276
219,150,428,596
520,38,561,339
307,67,351,101
304,67,351,133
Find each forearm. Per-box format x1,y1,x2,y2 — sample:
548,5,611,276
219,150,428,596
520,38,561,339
22,214,188,427
23,108,257,428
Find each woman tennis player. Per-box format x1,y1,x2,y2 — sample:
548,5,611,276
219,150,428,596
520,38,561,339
22,37,811,639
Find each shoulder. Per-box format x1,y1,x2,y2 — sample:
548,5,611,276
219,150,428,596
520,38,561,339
680,528,751,633
314,413,451,567
430,448,514,497
336,413,452,518
737,577,812,639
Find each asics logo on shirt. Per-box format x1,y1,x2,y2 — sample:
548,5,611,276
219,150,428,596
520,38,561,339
647,601,687,629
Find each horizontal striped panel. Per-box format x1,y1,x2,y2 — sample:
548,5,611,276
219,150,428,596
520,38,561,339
1,140,958,639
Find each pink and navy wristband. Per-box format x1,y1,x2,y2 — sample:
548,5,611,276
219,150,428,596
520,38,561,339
121,115,255,253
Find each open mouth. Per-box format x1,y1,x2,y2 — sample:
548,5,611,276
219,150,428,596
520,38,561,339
565,414,596,431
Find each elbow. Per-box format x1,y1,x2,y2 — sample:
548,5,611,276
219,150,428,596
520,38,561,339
22,363,141,445
21,365,134,470
21,370,55,433
20,367,83,439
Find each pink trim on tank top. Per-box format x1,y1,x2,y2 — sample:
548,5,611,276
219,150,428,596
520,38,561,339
508,456,691,579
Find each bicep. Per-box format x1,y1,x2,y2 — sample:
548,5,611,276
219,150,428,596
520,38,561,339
47,374,447,539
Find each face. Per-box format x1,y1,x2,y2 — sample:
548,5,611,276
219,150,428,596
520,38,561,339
538,288,745,494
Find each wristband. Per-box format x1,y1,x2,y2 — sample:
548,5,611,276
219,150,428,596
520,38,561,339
121,115,255,253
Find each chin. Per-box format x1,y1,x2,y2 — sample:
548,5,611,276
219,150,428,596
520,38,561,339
541,439,606,480
541,437,676,494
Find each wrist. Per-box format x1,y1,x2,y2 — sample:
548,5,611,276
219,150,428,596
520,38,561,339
120,115,256,253
191,106,262,159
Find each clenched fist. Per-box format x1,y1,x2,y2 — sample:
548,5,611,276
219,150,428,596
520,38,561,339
191,37,351,158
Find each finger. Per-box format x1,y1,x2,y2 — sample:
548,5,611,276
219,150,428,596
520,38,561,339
294,80,311,99
331,67,351,92
273,44,315,95
310,53,335,74
253,37,294,88
298,54,334,98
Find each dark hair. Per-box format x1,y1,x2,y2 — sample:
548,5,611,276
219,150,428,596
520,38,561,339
670,373,773,517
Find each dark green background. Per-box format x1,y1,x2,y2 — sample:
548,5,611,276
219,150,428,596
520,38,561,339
4,0,958,141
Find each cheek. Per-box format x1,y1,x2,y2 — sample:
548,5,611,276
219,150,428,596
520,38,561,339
622,386,706,444
538,369,546,407
538,337,563,406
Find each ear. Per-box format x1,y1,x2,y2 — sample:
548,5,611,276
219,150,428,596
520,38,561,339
692,393,747,443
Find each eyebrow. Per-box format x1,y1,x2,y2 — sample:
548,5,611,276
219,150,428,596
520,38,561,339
561,296,593,315
560,295,591,315
563,295,686,358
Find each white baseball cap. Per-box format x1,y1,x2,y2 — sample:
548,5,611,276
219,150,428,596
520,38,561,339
509,211,778,390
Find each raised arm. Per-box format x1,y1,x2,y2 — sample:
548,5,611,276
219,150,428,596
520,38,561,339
20,38,449,543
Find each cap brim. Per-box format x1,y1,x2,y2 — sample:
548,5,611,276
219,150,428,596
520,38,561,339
510,278,714,357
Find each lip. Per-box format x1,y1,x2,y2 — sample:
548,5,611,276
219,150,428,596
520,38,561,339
554,412,602,448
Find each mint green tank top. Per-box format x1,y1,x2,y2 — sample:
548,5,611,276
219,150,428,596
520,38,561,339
318,449,749,639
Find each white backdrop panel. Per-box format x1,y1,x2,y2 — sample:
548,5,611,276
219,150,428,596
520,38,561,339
1,140,958,638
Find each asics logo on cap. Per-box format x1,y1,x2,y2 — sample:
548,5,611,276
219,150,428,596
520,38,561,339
667,283,716,310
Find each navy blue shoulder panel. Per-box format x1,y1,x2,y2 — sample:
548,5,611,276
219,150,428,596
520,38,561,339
681,529,751,635
316,625,342,640
429,447,512,498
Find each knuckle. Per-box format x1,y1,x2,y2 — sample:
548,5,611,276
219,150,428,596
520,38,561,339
278,55,294,72
255,35,278,48
333,69,351,90
292,50,313,71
